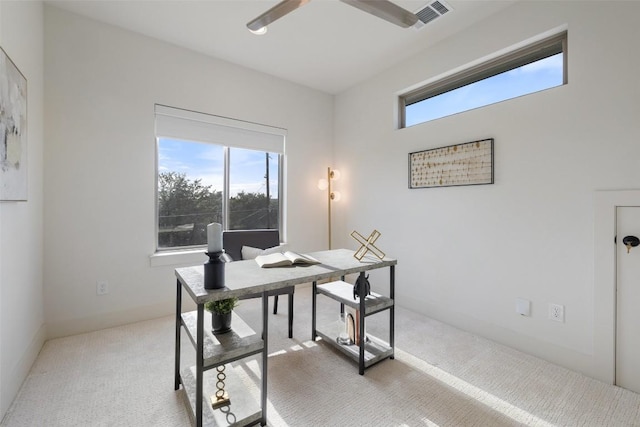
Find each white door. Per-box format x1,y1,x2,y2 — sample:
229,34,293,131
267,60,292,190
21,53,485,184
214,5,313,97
616,206,640,392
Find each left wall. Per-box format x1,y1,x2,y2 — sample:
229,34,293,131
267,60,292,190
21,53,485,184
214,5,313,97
0,1,44,420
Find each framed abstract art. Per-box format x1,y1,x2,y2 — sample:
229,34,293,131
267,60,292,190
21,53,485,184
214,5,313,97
409,138,493,189
0,46,27,201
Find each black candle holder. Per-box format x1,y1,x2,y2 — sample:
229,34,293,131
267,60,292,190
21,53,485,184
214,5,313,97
204,251,225,290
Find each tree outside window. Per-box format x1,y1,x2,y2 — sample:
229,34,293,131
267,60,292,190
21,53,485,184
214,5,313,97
157,138,280,250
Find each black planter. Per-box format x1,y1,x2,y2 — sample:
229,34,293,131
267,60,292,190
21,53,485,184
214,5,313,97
211,312,232,335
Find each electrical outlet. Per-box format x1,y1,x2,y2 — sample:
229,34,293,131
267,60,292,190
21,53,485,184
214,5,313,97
515,298,531,316
97,280,109,295
549,303,564,322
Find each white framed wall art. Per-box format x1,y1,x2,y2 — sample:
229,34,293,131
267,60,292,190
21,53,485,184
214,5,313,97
0,46,27,201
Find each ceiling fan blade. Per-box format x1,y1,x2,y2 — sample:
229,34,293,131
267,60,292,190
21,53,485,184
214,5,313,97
340,0,419,28
247,0,312,31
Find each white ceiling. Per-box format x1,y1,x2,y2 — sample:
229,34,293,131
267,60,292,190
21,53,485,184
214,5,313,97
47,0,517,94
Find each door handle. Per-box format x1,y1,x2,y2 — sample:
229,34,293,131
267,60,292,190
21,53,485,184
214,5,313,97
623,235,640,253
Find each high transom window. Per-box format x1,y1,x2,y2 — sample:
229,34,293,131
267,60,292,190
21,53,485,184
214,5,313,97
400,32,567,127
155,105,285,251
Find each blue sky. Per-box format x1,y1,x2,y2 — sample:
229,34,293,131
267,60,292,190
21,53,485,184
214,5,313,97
406,53,564,126
158,138,279,197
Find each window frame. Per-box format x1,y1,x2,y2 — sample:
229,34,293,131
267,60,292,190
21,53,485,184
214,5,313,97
154,105,286,252
222,146,284,233
399,31,568,128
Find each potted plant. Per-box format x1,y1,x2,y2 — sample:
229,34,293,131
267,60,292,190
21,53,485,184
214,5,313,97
205,297,239,335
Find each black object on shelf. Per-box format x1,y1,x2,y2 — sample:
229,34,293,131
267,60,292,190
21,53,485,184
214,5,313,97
204,251,225,290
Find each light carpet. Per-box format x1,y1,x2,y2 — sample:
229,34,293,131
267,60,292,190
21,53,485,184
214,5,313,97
2,284,640,426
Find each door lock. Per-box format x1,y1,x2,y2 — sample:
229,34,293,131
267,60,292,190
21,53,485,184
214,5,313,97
623,235,640,253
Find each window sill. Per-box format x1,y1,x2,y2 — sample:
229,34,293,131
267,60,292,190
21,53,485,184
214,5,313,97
149,249,207,267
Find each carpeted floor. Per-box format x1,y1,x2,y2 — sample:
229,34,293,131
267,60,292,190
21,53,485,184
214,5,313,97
2,284,640,426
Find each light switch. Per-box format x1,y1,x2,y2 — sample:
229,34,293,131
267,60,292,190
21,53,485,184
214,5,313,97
516,298,531,316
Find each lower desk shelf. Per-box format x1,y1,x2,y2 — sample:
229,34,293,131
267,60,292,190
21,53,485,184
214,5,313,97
180,311,264,426
180,365,261,427
314,280,395,373
181,311,263,368
315,320,394,369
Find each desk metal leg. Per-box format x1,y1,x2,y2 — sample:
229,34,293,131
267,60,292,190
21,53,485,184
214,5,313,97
358,272,366,375
390,265,395,359
288,293,294,339
339,275,345,318
261,291,268,426
196,303,204,427
311,281,317,340
174,279,182,390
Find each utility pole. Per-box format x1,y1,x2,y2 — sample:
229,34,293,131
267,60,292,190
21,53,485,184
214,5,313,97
265,153,270,228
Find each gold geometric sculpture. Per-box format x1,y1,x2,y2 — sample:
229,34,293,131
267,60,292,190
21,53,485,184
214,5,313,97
351,230,385,261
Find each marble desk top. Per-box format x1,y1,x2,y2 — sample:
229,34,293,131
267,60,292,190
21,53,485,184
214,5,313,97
175,248,397,304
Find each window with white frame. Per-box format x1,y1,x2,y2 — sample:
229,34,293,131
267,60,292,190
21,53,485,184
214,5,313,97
155,105,285,250
399,31,567,128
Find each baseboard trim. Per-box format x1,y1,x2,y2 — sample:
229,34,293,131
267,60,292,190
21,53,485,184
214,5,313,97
400,296,597,381
1,322,46,421
46,301,175,339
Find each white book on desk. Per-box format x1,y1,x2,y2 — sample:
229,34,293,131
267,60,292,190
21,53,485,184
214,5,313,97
255,251,320,268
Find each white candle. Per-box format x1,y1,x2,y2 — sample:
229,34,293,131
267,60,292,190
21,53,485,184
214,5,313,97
207,223,222,253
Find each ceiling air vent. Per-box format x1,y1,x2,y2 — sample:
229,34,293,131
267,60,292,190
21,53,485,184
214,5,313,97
414,0,452,28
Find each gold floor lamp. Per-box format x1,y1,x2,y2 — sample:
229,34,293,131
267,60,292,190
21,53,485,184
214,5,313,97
318,167,340,249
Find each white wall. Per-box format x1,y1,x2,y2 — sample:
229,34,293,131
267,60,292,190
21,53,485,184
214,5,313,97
333,1,640,381
43,6,333,339
0,1,44,420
